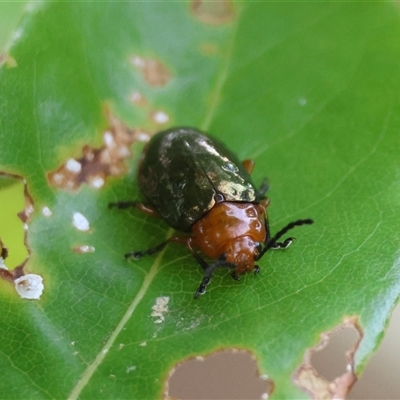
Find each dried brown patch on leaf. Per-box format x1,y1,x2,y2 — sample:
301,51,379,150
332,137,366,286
191,0,235,25
164,348,274,400
18,181,34,224
199,42,218,56
129,90,148,107
0,240,29,285
0,239,8,260
71,245,95,254
0,52,17,68
130,55,172,87
294,316,362,399
48,112,149,190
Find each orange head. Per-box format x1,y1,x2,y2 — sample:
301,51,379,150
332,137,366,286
222,236,263,274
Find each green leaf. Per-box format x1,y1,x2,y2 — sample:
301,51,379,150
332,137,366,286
0,1,26,51
1,2,400,399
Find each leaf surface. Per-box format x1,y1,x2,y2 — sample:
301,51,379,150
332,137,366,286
0,2,400,399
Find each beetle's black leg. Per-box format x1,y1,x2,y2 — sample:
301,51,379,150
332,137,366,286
190,250,209,271
194,256,236,299
257,178,270,199
126,235,194,260
254,265,261,275
231,271,240,281
186,239,209,271
125,240,169,260
195,277,211,298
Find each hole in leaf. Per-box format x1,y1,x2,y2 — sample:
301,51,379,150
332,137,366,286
311,326,359,381
166,349,274,400
0,173,44,299
0,173,30,268
294,316,363,400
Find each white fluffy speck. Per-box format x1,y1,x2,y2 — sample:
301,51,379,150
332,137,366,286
298,97,307,106
52,173,63,184
90,176,104,189
261,393,269,400
26,204,34,215
0,258,7,270
131,56,145,67
151,296,169,323
117,145,130,158
136,131,150,142
14,274,44,299
42,206,53,217
153,111,169,124
346,364,353,372
140,341,147,347
130,91,142,102
103,131,115,147
75,245,95,253
126,366,136,373
66,158,82,173
72,212,90,231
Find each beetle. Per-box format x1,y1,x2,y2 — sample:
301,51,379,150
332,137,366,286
110,127,313,298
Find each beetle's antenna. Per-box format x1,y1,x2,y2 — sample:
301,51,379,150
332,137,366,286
194,255,236,299
257,218,314,260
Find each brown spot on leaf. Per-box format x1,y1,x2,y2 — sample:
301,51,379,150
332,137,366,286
191,0,235,25
164,348,274,399
199,42,218,56
129,90,148,107
294,316,362,399
72,245,95,254
0,239,8,260
0,53,17,68
130,55,172,87
18,183,34,224
47,111,149,190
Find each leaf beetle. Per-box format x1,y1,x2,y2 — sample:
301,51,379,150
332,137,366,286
110,127,313,298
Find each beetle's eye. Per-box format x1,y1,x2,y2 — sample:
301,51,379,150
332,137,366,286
254,242,262,259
